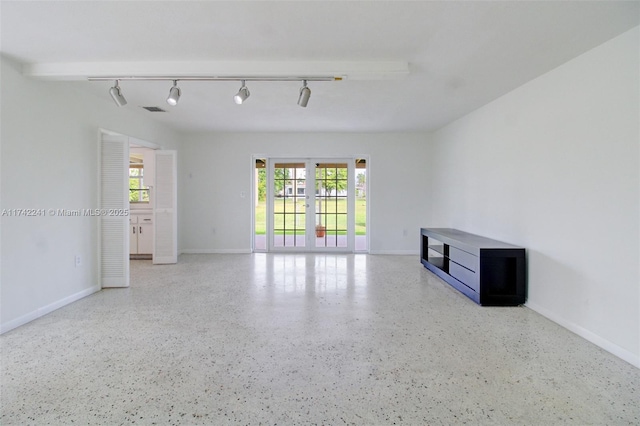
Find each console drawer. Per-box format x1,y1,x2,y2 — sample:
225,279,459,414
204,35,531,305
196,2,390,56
449,247,477,272
450,262,478,292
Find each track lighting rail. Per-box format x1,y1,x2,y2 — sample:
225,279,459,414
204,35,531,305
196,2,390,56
102,76,328,108
89,76,342,82
100,75,338,107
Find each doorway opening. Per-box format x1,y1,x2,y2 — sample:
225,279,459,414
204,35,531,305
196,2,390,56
128,145,155,260
99,130,177,289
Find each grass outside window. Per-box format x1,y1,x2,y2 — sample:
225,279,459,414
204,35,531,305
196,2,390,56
255,198,366,235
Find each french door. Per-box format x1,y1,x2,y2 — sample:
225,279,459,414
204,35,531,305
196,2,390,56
267,159,355,252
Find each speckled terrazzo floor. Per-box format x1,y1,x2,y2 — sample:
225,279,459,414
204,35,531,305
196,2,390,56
1,254,639,425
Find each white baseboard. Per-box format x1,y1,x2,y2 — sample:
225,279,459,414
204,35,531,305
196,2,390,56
1,285,101,334
526,301,640,368
369,250,418,255
181,249,252,254
181,250,418,255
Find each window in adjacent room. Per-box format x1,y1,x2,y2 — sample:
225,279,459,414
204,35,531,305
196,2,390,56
129,154,150,203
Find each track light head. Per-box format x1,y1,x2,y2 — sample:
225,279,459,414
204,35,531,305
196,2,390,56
234,80,250,104
109,80,127,107
298,80,311,107
166,80,181,106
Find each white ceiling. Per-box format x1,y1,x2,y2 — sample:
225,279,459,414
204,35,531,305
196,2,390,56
2,1,638,133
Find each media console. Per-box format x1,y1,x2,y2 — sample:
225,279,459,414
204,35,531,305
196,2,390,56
420,228,526,306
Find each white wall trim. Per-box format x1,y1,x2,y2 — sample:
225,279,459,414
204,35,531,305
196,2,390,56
181,249,252,254
369,250,418,255
129,136,161,150
0,285,101,334
526,301,640,368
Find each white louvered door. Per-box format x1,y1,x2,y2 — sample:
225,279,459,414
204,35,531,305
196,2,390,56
153,150,177,264
100,134,130,287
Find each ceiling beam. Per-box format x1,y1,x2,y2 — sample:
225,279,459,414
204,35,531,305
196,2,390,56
22,60,410,81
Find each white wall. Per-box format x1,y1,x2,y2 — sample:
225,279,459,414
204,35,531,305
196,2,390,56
428,28,639,366
0,57,184,332
179,132,429,254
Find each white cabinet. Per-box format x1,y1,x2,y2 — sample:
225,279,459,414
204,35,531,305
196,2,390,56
129,215,138,255
130,213,153,255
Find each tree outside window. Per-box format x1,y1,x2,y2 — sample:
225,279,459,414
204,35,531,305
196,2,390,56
129,166,149,203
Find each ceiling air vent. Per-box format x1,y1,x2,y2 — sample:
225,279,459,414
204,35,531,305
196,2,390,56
142,106,166,112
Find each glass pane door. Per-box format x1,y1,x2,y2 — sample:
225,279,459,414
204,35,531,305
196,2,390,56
268,159,355,252
270,161,308,249
314,162,349,249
